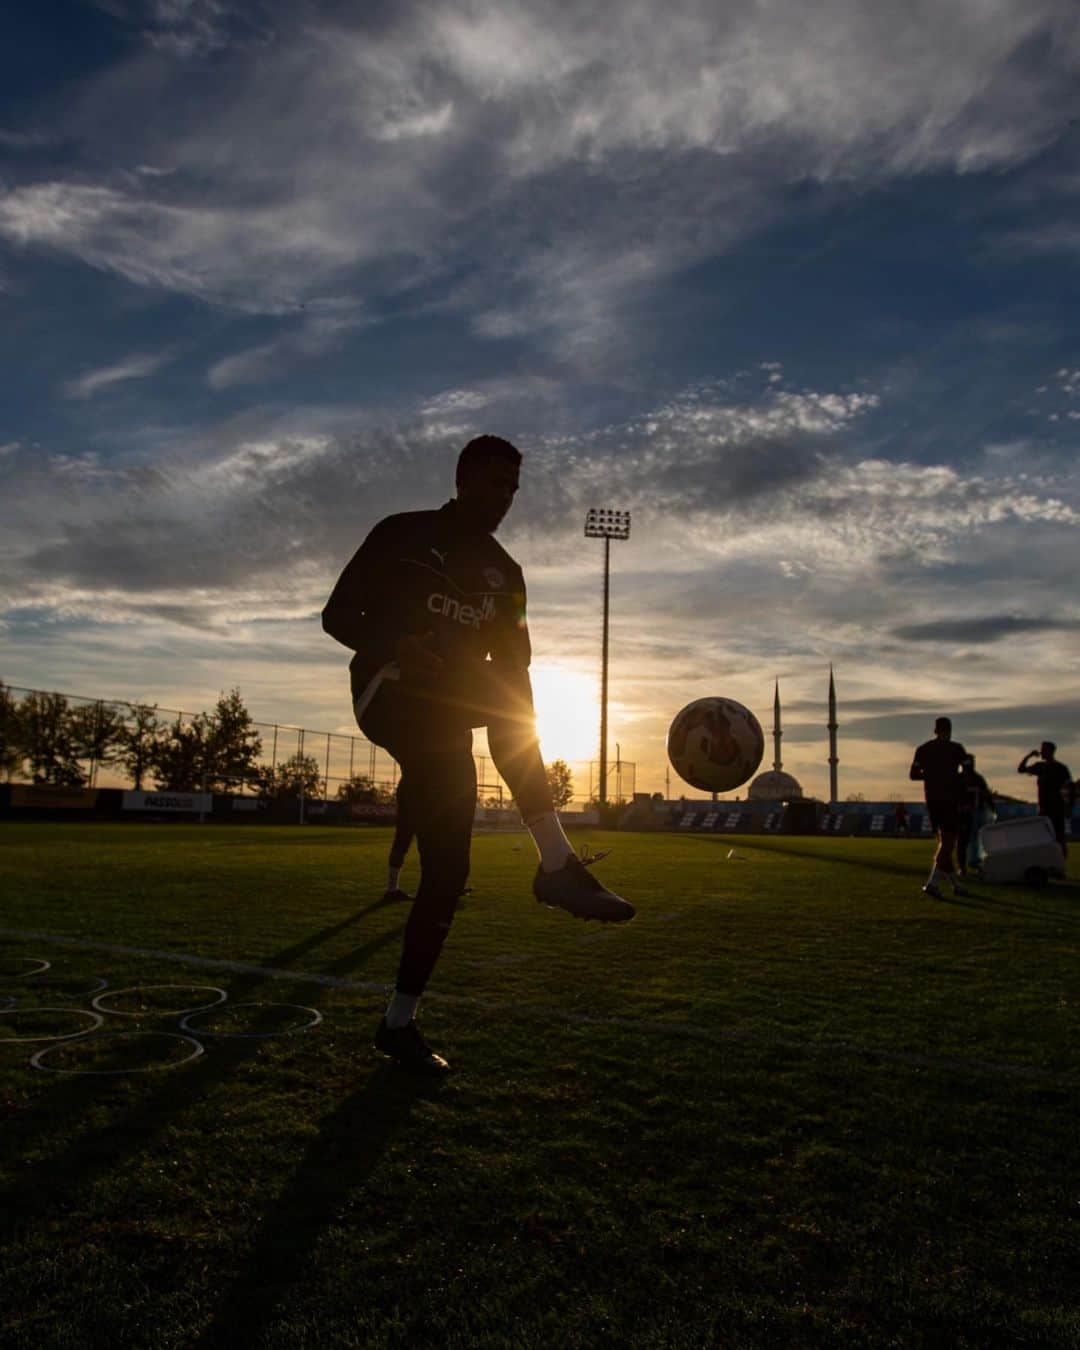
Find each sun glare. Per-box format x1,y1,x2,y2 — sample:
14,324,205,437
530,665,599,765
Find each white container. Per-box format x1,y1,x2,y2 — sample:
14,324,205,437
978,815,1065,885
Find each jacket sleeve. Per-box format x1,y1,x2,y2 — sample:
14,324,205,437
489,568,532,670
321,518,402,664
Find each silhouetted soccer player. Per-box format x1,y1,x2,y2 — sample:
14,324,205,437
910,716,968,899
322,435,634,1073
1018,741,1073,858
956,753,993,876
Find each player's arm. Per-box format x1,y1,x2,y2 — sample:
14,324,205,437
323,521,444,681
321,519,400,661
1017,750,1038,774
908,749,924,782
487,571,532,672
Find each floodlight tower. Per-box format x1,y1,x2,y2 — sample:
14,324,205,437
584,507,631,806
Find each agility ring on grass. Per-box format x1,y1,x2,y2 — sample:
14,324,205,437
0,1007,105,1042
179,1002,323,1039
30,1031,205,1075
92,985,228,1018
0,958,51,980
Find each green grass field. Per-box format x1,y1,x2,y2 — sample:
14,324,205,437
1,823,1077,1349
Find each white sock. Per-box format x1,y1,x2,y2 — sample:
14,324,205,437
526,811,575,873
387,865,401,890
927,867,942,887
385,991,418,1029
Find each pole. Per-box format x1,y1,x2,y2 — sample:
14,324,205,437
599,534,611,806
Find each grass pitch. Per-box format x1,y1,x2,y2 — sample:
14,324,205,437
0,823,1077,1348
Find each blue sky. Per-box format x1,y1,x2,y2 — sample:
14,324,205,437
2,0,1080,800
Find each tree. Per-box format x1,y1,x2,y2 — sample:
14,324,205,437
0,681,24,782
68,701,124,787
259,753,323,802
18,691,85,786
152,713,213,791
545,759,575,811
115,703,164,790
205,688,263,791
336,773,394,805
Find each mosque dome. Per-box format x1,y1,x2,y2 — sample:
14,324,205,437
748,769,804,801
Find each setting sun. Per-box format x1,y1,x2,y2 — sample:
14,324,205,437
530,665,600,765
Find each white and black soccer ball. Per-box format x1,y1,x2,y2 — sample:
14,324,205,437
667,697,764,794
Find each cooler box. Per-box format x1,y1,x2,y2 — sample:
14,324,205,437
978,815,1065,885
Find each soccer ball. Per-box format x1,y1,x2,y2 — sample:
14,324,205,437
667,697,764,793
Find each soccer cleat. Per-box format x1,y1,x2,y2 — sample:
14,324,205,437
533,854,635,923
578,845,612,866
382,888,412,903
373,1017,449,1074
922,883,944,899
951,883,969,898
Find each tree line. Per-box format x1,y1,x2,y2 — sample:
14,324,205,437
2,683,343,803
0,682,577,809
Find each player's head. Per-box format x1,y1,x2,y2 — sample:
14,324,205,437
934,716,952,739
455,435,522,533
1040,740,1056,760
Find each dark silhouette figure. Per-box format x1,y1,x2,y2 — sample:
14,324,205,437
322,435,634,1072
956,753,994,875
910,716,968,899
1018,741,1073,858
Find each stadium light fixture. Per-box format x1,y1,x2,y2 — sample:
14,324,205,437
584,507,631,806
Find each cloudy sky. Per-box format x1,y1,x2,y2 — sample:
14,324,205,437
3,0,1080,801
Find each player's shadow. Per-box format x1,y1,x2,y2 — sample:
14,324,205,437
932,888,1080,926
732,840,921,877
193,1065,436,1348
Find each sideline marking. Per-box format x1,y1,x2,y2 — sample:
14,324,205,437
1,926,1076,1087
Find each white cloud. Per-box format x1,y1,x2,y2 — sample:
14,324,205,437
62,350,173,400
419,389,492,416
0,0,1075,339
206,310,367,389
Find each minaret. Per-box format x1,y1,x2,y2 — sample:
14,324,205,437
772,680,783,772
827,665,839,803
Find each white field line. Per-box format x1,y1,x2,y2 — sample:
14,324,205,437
2,926,1076,1087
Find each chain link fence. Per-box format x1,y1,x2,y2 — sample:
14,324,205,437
2,685,633,810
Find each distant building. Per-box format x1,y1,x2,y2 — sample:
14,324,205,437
748,681,804,802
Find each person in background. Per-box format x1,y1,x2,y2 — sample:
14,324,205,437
893,801,909,837
910,716,968,899
957,754,994,876
1018,742,1073,858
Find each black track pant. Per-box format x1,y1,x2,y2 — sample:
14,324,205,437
1045,806,1067,856
388,781,415,870
358,660,553,997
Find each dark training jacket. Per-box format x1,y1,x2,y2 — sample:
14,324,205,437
322,500,531,707
910,737,967,802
